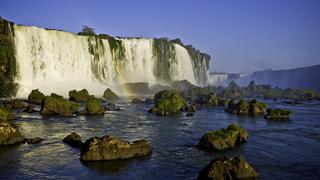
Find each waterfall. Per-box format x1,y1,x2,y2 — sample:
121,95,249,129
12,24,209,97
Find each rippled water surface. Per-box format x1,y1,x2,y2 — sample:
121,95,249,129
0,100,320,179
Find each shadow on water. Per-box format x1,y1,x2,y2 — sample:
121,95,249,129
81,156,151,175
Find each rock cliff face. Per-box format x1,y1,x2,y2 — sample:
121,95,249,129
236,65,320,91
0,18,211,97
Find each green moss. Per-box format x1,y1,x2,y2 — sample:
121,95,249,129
265,108,292,120
69,89,93,103
41,94,79,116
28,89,45,104
103,88,119,101
153,90,186,115
0,106,12,120
86,97,105,115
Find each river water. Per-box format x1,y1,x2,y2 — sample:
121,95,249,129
0,100,319,179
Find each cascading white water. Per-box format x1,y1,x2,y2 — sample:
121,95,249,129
13,25,204,97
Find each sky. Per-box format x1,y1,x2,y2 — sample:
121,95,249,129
1,0,320,73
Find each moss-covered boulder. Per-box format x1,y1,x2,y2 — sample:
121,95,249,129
103,88,119,101
265,108,292,120
150,90,186,116
80,135,152,161
86,97,105,115
198,156,259,180
41,93,79,116
198,124,248,151
69,89,93,103
28,89,45,104
63,132,83,147
226,99,267,115
0,122,25,145
0,106,13,120
10,99,26,109
205,92,218,107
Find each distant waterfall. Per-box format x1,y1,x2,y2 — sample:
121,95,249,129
12,25,209,97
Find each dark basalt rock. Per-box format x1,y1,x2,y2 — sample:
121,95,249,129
24,137,44,144
63,132,83,147
131,98,144,104
41,93,79,116
28,89,45,104
23,105,38,113
186,112,194,117
0,122,25,145
80,135,152,161
198,156,259,180
282,101,303,105
103,88,119,101
225,99,267,116
69,89,94,103
198,124,248,151
86,98,105,115
264,108,292,120
5,99,26,109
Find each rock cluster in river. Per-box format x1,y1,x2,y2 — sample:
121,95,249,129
198,156,259,180
0,122,25,145
198,124,248,151
80,135,152,161
265,108,292,120
225,99,267,115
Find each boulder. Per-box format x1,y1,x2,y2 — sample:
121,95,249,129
28,89,45,104
103,88,119,101
205,92,218,107
24,137,43,144
41,93,79,116
0,122,25,145
23,105,38,113
198,156,259,180
63,132,83,147
186,112,194,117
131,98,145,104
264,108,292,120
86,98,105,115
225,99,267,115
0,106,13,120
198,124,248,151
151,90,186,116
6,99,26,109
80,135,152,161
69,89,93,103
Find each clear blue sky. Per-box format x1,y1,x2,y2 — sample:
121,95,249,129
1,0,320,73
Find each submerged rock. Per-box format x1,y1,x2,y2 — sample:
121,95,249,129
69,89,93,103
23,105,38,113
24,137,44,144
103,88,119,101
28,89,45,104
80,135,152,161
0,106,13,120
63,132,83,147
86,98,105,115
0,122,25,145
186,112,194,117
198,124,248,151
41,93,79,116
264,108,292,120
198,156,259,180
150,90,186,116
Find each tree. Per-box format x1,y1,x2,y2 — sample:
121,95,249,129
78,25,96,36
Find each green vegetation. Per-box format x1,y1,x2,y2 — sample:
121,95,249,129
225,99,267,115
265,108,292,120
69,89,93,103
78,25,96,36
103,88,119,101
86,97,105,115
0,106,12,120
151,90,186,116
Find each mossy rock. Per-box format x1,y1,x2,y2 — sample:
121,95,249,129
226,99,267,115
198,156,259,180
86,97,105,115
41,93,79,116
198,123,248,151
69,89,93,103
103,88,119,101
249,99,267,114
0,122,25,145
0,106,13,120
265,108,292,120
28,89,45,104
152,90,186,116
205,92,218,107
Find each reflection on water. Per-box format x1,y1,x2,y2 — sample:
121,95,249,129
0,101,320,179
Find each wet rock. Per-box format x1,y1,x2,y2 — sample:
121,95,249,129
23,105,38,113
41,93,79,116
0,122,25,145
264,108,292,120
103,88,119,101
86,98,105,115
151,90,186,116
182,104,197,112
28,89,45,104
198,124,248,151
80,135,152,161
24,137,43,144
131,98,144,104
0,106,13,120
69,89,93,103
198,156,259,180
63,132,83,147
8,99,26,109
217,98,230,107
225,99,267,115
186,112,194,117
282,101,303,105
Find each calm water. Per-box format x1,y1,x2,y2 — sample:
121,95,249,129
0,100,320,179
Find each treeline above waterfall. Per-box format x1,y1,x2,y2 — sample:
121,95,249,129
0,17,210,98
